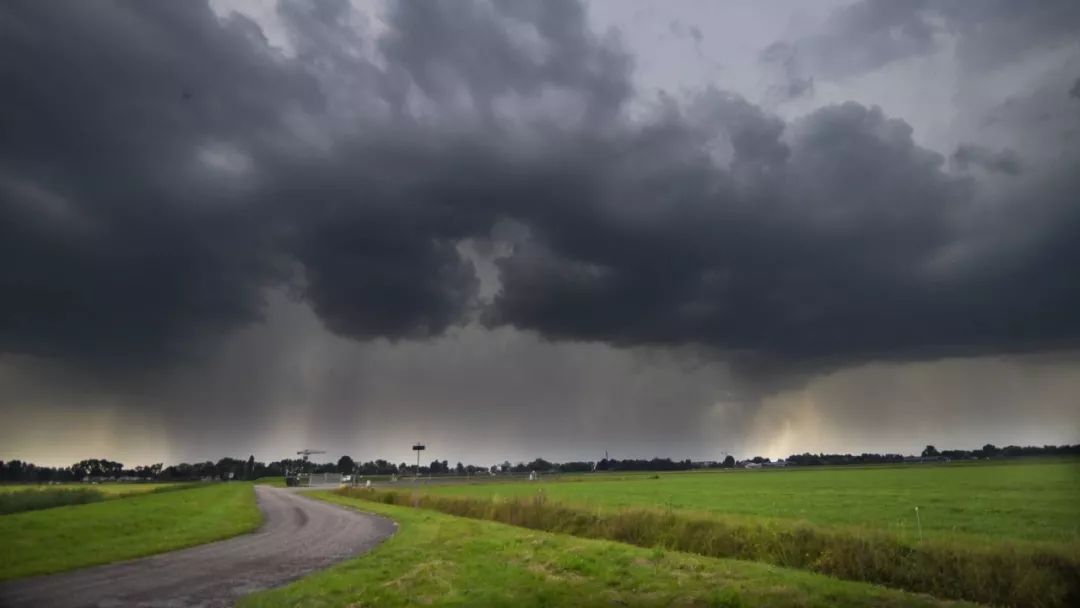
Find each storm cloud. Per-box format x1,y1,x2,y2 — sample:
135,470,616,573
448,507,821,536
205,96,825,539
2,0,1080,376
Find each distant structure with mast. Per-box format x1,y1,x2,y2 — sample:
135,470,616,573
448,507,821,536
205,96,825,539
285,449,326,487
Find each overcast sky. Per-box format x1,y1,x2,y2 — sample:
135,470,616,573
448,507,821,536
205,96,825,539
2,0,1079,467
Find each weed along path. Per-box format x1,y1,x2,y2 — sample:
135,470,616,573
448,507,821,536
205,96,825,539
0,486,397,608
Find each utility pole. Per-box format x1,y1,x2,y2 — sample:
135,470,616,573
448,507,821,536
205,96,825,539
412,443,425,481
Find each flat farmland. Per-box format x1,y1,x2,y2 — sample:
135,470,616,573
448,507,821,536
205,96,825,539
0,482,196,515
0,482,187,496
424,460,1080,545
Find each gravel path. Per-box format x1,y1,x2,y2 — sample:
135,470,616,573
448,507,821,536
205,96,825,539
0,485,396,608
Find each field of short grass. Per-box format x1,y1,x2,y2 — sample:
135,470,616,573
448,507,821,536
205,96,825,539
424,460,1080,545
0,482,261,580
241,491,973,608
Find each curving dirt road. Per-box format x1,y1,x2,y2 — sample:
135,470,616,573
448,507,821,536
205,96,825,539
0,485,396,608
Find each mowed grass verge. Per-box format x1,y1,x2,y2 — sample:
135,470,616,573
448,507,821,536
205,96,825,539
241,491,973,608
345,487,1080,607
0,482,261,580
425,460,1080,545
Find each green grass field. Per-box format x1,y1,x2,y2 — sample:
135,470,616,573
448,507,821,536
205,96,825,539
0,482,261,580
424,460,1080,545
242,491,972,608
354,460,1080,606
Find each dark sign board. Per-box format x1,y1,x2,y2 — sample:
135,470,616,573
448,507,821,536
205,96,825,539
412,443,426,451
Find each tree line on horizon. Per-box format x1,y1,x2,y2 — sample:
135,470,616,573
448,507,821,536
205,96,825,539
1,443,1077,483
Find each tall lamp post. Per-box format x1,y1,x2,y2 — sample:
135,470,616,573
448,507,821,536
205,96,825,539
412,443,425,480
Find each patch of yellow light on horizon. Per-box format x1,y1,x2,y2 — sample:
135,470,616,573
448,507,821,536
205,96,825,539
0,402,173,467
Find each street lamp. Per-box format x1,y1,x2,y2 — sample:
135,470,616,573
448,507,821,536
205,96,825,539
412,443,425,480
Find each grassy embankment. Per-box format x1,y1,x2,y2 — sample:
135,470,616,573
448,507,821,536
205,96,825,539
242,490,974,608
0,482,260,580
343,460,1080,607
0,482,192,515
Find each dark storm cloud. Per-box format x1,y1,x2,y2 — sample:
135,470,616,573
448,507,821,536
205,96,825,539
0,0,317,364
490,101,966,360
2,0,1080,375
379,0,631,123
950,144,1022,175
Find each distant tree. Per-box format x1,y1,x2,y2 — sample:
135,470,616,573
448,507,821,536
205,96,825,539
455,462,465,475
980,444,999,458
722,455,736,468
526,458,553,471
246,455,255,480
197,461,216,478
921,445,940,458
1002,445,1025,457
215,457,245,480
337,455,355,474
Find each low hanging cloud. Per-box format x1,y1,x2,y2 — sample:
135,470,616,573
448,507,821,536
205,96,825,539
759,42,814,102
768,0,1080,81
950,144,1022,175
2,0,1080,383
